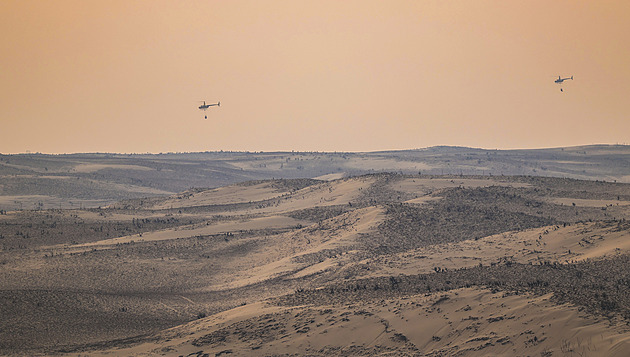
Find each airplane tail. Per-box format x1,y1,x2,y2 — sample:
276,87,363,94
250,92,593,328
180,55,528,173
218,101,221,107
571,76,573,80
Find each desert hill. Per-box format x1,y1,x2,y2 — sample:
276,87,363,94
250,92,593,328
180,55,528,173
2,144,630,211
3,172,630,355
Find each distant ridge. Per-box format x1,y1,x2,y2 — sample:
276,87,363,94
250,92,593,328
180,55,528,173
4,143,629,156
1,145,630,210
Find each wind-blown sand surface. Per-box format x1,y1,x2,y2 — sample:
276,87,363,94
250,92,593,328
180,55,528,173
4,145,630,211
74,215,310,247
65,288,630,357
3,173,630,356
363,221,630,277
549,197,630,207
149,182,291,210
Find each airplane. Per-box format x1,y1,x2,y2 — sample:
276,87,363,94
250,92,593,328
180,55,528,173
554,75,573,84
198,101,220,119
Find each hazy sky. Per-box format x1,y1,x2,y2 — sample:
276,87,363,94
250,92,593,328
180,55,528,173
1,1,629,154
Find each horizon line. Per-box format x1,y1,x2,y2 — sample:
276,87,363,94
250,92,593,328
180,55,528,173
1,143,629,156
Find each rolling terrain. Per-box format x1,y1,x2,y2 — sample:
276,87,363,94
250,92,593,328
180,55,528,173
2,144,630,211
3,171,630,355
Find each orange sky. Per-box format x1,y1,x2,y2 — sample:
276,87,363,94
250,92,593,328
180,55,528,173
1,1,629,153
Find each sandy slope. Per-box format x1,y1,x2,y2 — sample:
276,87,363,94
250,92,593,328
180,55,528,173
73,215,309,247
4,145,630,210
549,197,630,207
5,173,630,355
136,176,375,216
198,206,387,291
248,176,376,214
391,177,530,195
391,177,529,204
363,221,630,277
150,182,291,210
0,195,113,211
64,287,630,357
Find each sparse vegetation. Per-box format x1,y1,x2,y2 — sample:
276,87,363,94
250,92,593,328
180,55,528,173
3,169,630,355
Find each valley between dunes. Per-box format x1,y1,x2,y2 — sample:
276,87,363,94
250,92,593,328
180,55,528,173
3,173,630,356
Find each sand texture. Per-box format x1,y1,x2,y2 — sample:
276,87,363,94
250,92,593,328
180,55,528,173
2,172,630,355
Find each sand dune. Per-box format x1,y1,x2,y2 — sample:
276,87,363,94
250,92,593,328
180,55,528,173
361,221,630,277
249,177,376,213
199,206,386,291
392,177,530,194
66,287,630,357
72,163,155,173
4,145,630,210
4,173,630,355
74,215,309,247
549,197,630,207
149,182,291,210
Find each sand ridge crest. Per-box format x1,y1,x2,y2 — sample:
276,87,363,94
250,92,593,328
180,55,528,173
3,173,630,355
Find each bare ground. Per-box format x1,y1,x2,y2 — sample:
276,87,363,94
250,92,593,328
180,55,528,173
2,172,630,355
